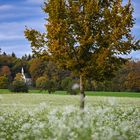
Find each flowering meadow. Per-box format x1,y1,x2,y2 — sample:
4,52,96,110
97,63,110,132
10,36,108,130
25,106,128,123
0,94,140,140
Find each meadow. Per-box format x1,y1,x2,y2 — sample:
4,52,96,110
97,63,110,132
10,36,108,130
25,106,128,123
1,89,140,97
0,93,140,140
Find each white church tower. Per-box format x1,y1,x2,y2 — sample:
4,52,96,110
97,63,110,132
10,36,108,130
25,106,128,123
21,67,26,83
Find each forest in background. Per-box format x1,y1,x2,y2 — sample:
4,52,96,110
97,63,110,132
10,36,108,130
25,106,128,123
0,48,140,93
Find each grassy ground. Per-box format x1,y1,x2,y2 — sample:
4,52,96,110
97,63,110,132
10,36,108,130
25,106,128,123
0,94,140,111
0,89,140,113
0,89,140,98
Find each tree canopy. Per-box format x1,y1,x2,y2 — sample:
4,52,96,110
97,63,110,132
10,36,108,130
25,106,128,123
25,0,140,108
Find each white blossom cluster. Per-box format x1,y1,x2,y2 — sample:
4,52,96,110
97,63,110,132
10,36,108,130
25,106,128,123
0,101,140,140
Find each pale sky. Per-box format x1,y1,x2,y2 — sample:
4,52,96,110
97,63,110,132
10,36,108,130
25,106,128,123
0,0,140,59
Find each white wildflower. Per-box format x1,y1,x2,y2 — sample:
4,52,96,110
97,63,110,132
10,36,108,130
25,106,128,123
107,97,118,106
21,123,31,130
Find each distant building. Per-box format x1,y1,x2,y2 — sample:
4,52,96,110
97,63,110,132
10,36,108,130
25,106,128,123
21,67,26,83
21,67,32,85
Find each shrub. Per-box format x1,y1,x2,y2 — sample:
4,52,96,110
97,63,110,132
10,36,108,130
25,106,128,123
46,80,56,94
61,77,72,91
9,72,28,93
61,77,79,95
9,80,28,93
0,75,9,89
36,76,56,93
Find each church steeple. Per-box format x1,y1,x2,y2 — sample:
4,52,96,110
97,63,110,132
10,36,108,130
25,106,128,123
21,67,26,83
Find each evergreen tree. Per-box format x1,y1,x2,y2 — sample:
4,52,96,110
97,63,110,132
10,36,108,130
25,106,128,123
11,52,16,58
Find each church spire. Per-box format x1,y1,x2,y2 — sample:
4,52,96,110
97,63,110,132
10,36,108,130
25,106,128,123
21,67,26,83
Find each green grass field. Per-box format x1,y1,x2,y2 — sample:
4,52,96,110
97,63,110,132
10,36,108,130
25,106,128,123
0,89,140,98
0,93,140,110
1,89,140,111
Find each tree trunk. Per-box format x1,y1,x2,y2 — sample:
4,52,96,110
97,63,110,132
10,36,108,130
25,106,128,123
80,75,85,109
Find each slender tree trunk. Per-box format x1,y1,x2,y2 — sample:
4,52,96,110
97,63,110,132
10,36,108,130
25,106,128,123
80,75,85,109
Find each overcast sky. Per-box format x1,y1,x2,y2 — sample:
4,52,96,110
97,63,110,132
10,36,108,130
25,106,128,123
0,0,140,58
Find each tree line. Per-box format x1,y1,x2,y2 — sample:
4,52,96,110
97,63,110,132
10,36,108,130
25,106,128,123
0,50,140,92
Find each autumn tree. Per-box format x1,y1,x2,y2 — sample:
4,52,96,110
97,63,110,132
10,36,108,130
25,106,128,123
0,66,11,77
111,65,128,92
29,57,70,88
0,53,29,80
12,58,29,78
14,73,24,82
25,0,140,109
43,61,70,89
124,61,140,92
0,75,9,89
36,76,56,93
29,58,47,83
